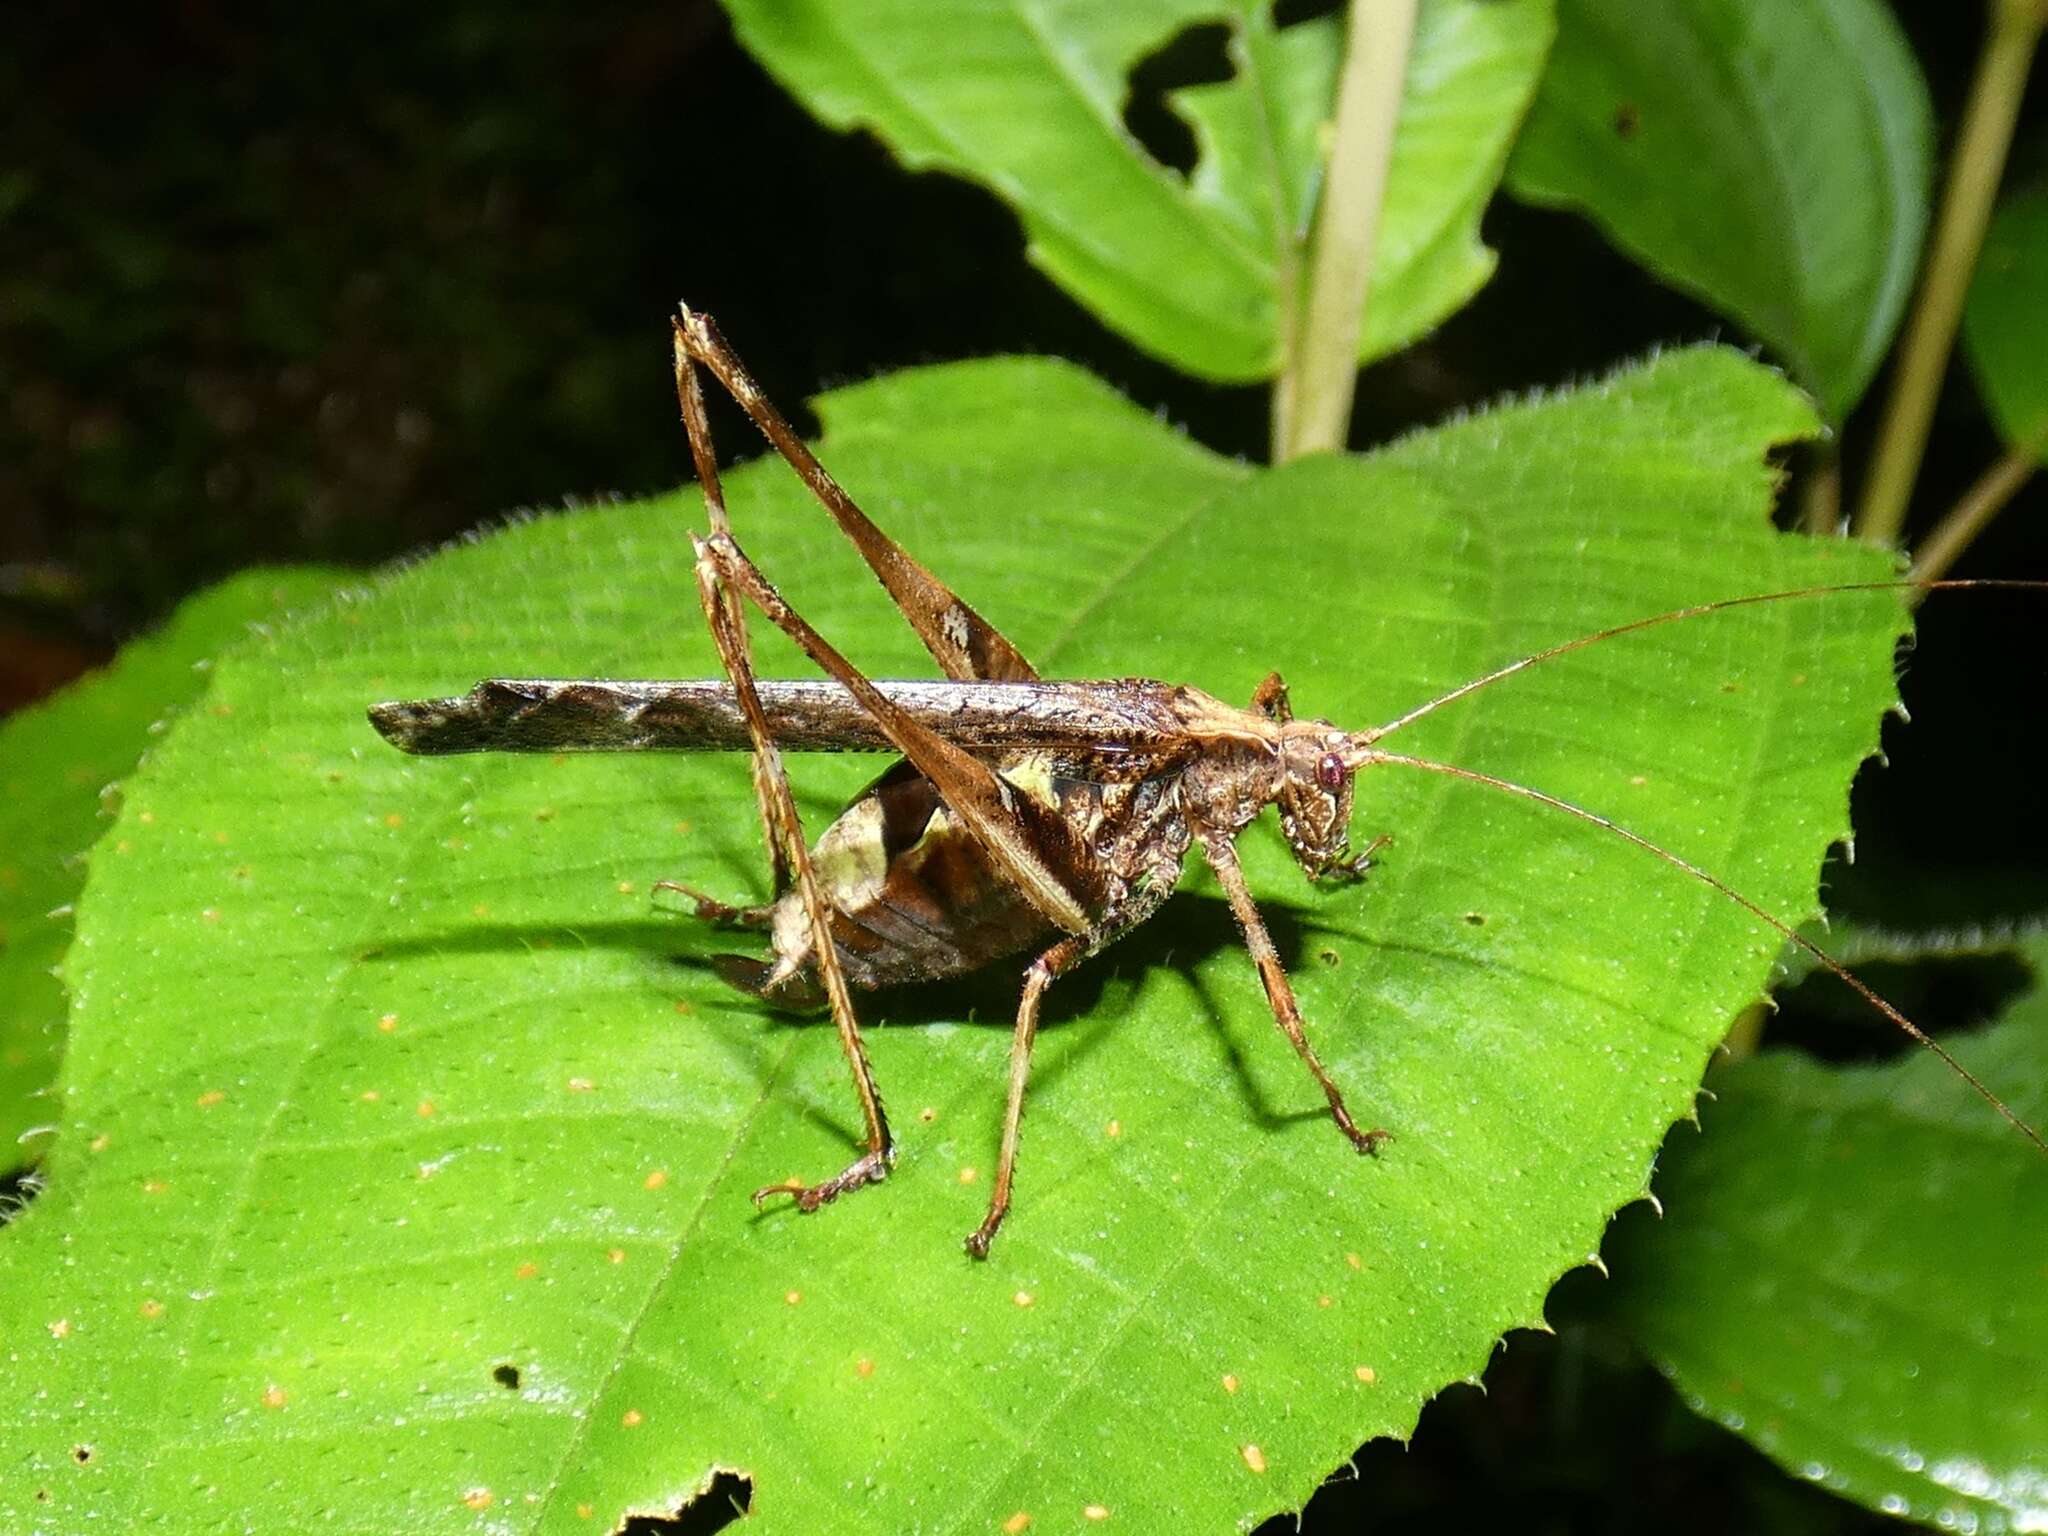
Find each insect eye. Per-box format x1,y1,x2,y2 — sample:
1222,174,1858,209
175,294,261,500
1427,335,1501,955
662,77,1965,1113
1317,753,1347,792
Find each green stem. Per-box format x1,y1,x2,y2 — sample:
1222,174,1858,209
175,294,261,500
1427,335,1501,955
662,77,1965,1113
1854,0,2046,544
1909,423,2048,588
1271,0,1418,463
1796,449,1841,535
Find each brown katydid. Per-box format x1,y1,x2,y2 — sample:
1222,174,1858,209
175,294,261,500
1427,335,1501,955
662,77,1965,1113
368,306,2047,1259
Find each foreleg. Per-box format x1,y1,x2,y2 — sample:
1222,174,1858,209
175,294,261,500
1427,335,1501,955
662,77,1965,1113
1200,831,1387,1154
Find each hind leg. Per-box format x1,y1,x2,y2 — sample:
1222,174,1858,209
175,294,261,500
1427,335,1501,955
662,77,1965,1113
688,540,894,1211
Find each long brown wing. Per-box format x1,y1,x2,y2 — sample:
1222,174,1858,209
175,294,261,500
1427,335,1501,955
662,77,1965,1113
369,677,1197,759
675,307,1038,684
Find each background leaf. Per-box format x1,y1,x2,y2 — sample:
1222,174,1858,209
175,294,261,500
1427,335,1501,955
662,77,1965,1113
1605,926,2048,1534
0,349,1912,1532
1505,0,1932,420
1964,180,2048,460
718,0,1554,381
0,568,344,1175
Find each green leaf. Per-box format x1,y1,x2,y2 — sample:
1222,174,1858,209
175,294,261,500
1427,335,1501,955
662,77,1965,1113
1606,926,2048,1534
719,0,1554,380
1,348,1909,1531
1964,180,2048,460
1505,0,1932,420
0,568,345,1173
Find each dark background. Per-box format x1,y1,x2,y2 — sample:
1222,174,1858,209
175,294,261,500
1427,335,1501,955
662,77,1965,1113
4,3,2043,1530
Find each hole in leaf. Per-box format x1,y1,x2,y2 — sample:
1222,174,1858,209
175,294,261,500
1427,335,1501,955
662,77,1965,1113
618,1471,754,1534
1463,912,1487,927
491,1363,521,1389
1273,0,1343,23
1121,22,1233,178
72,1446,93,1464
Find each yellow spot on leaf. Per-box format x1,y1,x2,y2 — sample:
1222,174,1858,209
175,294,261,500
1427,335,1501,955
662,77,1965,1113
139,1298,164,1320
377,1013,399,1033
417,1100,436,1118
1241,1444,1267,1475
515,1262,540,1280
1317,1294,1333,1309
958,1167,978,1185
262,1384,288,1409
1012,1291,1034,1309
620,1408,644,1428
142,1179,168,1195
462,1488,494,1511
607,1248,626,1265
919,1106,937,1123
1221,1374,1239,1394
644,1168,669,1191
200,908,221,923
1084,1505,1110,1522
89,1135,110,1153
785,1290,802,1307
1355,1365,1376,1384
567,1077,594,1093
534,807,556,823
195,1090,225,1109
576,1505,594,1521
361,1090,380,1102
384,813,405,829
857,1357,875,1379
1345,1252,1362,1271
616,881,636,895
1106,1117,1124,1138
48,1318,70,1339
1003,1514,1031,1534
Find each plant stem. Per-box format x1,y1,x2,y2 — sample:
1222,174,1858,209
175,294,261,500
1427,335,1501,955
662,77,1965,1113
1796,450,1841,535
1854,0,2047,545
1271,0,1418,463
1909,424,2048,588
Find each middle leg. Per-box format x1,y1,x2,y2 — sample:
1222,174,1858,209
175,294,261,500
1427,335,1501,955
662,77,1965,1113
966,880,1175,1258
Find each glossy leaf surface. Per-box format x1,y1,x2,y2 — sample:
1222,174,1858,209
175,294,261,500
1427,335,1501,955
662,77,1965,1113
1507,0,1932,419
1609,927,2048,1534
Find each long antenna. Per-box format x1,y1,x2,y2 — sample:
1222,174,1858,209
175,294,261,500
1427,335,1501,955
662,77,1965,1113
1358,747,2048,1154
1364,578,2048,744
